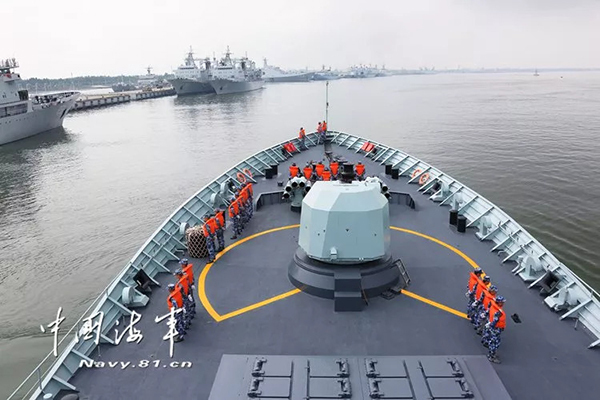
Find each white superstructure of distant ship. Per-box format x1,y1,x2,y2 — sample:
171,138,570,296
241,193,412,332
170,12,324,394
313,66,341,81
0,58,79,146
208,47,263,95
261,59,313,83
137,66,167,90
345,64,388,78
168,47,214,96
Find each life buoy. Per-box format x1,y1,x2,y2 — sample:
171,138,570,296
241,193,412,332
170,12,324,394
411,168,422,178
237,172,247,184
419,173,430,185
243,168,253,179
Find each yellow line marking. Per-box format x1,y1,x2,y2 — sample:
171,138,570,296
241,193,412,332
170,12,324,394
401,289,469,319
390,227,481,271
198,224,301,322
218,289,301,321
390,227,479,319
198,224,479,322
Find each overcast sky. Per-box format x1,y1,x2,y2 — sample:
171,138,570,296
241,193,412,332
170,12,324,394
5,0,600,78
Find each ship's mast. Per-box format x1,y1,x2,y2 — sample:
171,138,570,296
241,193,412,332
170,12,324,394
325,81,329,124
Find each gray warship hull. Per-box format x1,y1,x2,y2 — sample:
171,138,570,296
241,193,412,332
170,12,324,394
209,79,264,95
0,94,78,146
168,78,215,96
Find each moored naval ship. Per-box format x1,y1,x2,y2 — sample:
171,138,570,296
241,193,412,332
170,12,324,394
111,82,137,93
10,114,600,398
0,59,78,146
313,66,341,81
209,46,263,95
168,47,215,96
262,58,313,82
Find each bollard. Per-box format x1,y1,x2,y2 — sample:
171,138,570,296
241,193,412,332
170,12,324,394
449,209,458,226
457,215,467,233
385,164,393,175
391,168,399,180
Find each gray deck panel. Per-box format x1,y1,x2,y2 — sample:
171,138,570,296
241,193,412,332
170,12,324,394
68,143,600,400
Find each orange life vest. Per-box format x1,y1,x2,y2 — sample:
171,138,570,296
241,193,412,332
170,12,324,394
468,272,480,292
177,277,189,296
303,167,313,180
245,183,253,197
322,170,331,181
475,278,490,300
488,302,506,329
482,290,496,311
215,210,225,228
329,162,339,176
239,188,249,202
208,217,218,232
167,289,183,310
299,128,306,139
289,165,299,177
202,222,213,237
322,121,327,131
228,200,239,218
315,163,324,177
355,163,365,176
182,263,194,286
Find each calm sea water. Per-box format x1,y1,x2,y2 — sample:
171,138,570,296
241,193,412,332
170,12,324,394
1,72,599,396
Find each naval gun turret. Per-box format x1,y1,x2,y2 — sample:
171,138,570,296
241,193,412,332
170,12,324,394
288,168,402,311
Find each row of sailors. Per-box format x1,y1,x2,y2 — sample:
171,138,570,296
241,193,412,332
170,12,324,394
466,268,507,364
201,183,254,262
166,259,196,342
289,161,366,181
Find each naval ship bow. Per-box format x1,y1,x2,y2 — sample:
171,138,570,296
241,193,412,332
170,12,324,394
10,127,600,399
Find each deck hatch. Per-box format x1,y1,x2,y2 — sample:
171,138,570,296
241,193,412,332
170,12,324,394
419,358,464,378
209,355,511,399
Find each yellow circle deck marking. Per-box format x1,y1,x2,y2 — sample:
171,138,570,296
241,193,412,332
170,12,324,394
198,225,477,322
198,224,300,322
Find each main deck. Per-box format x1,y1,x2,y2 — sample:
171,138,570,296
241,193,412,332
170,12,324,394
17,132,600,400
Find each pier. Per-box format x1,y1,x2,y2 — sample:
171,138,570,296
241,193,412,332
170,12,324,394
72,88,175,111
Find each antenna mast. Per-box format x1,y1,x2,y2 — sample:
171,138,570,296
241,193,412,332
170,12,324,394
325,81,329,124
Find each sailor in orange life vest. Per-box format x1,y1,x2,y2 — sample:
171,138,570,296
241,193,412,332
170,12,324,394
303,162,314,181
484,296,506,364
174,269,193,328
472,275,491,329
213,208,225,252
320,120,327,143
167,283,186,342
179,258,196,315
202,215,216,263
228,197,242,240
477,285,497,336
316,122,323,144
289,162,300,178
355,162,366,180
466,268,484,323
298,127,306,150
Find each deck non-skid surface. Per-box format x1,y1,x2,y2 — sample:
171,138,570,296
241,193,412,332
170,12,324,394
71,143,600,400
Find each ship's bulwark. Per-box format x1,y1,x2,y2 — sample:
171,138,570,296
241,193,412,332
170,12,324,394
0,95,78,145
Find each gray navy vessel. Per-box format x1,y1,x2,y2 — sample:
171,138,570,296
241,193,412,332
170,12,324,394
168,48,215,96
10,125,600,399
0,58,78,146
